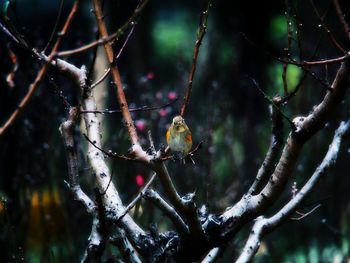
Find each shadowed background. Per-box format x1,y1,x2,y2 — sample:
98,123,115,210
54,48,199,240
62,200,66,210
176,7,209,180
0,0,349,262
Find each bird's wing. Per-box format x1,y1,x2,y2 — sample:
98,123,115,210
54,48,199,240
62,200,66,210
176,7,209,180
166,129,171,144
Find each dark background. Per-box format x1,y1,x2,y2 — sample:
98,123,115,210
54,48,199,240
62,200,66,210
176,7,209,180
0,0,350,262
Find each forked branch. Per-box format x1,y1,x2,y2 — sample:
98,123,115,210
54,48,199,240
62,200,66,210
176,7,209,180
236,120,350,263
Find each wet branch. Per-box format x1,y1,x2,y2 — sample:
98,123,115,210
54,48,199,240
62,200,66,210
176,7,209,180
236,119,350,263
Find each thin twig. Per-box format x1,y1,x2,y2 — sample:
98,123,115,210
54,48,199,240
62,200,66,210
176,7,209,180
43,0,65,53
290,204,321,220
333,0,350,41
309,0,345,53
48,77,71,108
290,1,303,61
90,26,135,90
240,32,335,90
115,173,157,223
83,134,135,161
283,0,293,96
0,0,80,136
159,141,204,161
57,0,148,58
79,98,177,115
92,0,145,145
249,77,295,130
180,0,212,117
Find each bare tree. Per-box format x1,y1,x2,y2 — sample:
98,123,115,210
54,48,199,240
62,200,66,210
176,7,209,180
1,0,350,262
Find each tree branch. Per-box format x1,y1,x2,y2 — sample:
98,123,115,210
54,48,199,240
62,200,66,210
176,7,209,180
236,119,350,263
333,0,350,41
92,0,142,146
59,107,95,213
0,0,80,136
248,96,284,195
57,0,149,58
201,247,222,263
180,0,212,117
143,189,189,237
220,56,350,240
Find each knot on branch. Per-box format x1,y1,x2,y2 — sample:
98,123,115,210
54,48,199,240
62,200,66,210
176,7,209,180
292,116,306,133
129,143,152,162
181,192,196,210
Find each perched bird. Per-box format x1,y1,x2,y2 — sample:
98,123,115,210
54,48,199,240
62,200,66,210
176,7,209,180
166,115,194,164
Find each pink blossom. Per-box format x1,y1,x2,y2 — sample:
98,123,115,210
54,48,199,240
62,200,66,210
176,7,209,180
159,108,168,117
146,72,155,80
135,119,146,132
167,91,177,100
135,175,145,187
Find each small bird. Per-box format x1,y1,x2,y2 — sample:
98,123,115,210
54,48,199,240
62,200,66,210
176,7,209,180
166,115,194,164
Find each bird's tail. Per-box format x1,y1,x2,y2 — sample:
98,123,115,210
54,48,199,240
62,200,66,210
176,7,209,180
172,152,195,165
183,154,195,165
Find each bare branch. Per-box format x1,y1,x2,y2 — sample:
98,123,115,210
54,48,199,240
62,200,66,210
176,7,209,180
220,57,350,241
110,229,142,263
143,189,189,237
81,213,104,263
43,0,65,53
248,96,284,195
92,0,141,146
80,98,177,115
153,162,206,240
290,203,321,220
57,0,149,58
180,0,212,117
236,119,350,263
310,0,345,53
116,173,157,223
59,107,95,213
90,26,135,90
201,247,222,263
84,134,136,161
0,0,80,136
333,0,350,41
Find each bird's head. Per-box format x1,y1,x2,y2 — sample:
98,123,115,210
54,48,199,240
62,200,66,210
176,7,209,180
172,116,186,132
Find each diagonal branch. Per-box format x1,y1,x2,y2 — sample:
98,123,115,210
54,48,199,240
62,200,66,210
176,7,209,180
143,189,189,237
180,0,212,117
333,0,350,41
248,96,284,195
236,119,350,263
0,0,80,136
220,56,350,240
116,173,157,223
57,0,149,58
90,25,135,90
92,0,142,146
310,0,345,53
